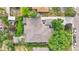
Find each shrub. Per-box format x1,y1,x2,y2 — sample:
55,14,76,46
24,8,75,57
20,7,37,18
64,7,76,17
52,7,61,16
20,7,31,17
51,18,64,31
15,17,24,37
2,16,9,26
30,10,37,18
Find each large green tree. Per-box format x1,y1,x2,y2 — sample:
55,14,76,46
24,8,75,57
20,7,37,18
20,7,31,17
48,18,72,51
51,18,64,31
48,31,72,51
64,7,76,17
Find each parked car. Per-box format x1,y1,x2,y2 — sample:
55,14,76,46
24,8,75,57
73,28,77,33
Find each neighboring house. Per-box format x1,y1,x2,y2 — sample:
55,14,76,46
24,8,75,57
32,7,49,13
32,7,50,16
8,16,15,25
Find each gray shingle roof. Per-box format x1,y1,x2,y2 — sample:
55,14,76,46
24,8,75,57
25,18,52,43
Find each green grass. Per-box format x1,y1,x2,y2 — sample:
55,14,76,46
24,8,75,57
25,43,48,51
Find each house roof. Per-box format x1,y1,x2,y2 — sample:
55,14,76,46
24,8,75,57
8,16,15,21
32,7,49,12
25,18,52,43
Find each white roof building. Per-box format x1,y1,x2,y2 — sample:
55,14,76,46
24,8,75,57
8,16,15,21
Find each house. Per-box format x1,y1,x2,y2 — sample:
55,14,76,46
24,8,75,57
8,16,15,25
25,17,52,44
32,7,49,13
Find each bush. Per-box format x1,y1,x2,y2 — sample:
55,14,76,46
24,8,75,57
20,7,31,17
15,17,24,37
30,10,37,18
48,31,72,51
64,7,76,17
2,16,9,26
51,18,64,31
5,40,15,51
52,7,61,16
20,7,37,18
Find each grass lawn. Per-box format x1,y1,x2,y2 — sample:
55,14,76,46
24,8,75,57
14,44,27,51
25,43,48,51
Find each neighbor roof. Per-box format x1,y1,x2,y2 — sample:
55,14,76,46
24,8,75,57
32,7,49,12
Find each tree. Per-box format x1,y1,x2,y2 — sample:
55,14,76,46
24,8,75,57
2,16,9,26
51,18,64,31
0,8,6,16
48,31,72,51
52,7,61,16
2,39,15,51
64,7,76,17
48,18,72,51
20,7,31,17
20,7,37,17
30,10,37,18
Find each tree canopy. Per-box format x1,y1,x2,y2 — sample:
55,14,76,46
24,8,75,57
64,7,76,17
20,7,31,17
20,7,37,17
15,17,24,37
48,18,72,51
51,18,64,31
52,7,61,16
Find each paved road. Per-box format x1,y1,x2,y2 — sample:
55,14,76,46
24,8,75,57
73,8,79,51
